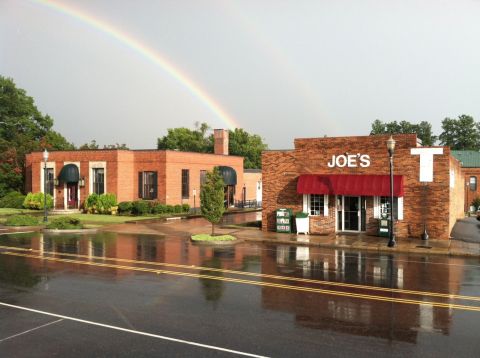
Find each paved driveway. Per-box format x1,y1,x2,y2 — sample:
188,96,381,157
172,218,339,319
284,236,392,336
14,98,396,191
451,217,480,243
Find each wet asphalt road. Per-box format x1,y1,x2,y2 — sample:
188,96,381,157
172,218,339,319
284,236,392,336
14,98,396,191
1,219,480,357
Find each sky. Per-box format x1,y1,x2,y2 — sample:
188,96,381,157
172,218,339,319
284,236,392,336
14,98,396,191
1,0,480,149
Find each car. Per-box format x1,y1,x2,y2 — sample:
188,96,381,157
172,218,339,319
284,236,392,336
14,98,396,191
476,209,480,221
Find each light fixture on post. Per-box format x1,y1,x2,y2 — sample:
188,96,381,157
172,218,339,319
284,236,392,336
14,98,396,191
79,178,85,187
386,135,396,247
42,148,49,223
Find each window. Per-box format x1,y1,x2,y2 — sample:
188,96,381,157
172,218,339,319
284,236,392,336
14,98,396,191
200,170,207,187
92,168,105,194
470,176,477,191
182,169,190,199
309,194,324,216
138,171,157,199
380,196,398,220
45,168,54,196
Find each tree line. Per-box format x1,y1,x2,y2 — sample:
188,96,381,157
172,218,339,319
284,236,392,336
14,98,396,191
370,115,480,149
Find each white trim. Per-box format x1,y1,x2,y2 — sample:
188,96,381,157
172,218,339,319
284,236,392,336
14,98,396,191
302,194,308,213
373,196,380,219
39,162,55,202
398,197,404,220
89,161,107,194
323,195,329,217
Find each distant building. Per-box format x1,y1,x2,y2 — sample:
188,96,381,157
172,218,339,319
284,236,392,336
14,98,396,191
451,150,480,212
26,129,261,210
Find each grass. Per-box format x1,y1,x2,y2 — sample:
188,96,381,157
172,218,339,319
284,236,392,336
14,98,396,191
0,208,38,216
191,234,237,241
50,213,159,225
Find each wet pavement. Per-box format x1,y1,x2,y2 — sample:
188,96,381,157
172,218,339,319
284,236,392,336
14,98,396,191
1,216,480,357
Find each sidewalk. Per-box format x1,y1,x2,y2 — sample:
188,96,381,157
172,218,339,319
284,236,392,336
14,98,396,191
228,227,480,258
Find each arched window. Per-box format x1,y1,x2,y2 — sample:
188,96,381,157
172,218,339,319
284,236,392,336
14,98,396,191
470,176,477,191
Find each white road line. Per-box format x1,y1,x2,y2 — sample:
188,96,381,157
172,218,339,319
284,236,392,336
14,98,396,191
0,302,269,358
0,318,64,343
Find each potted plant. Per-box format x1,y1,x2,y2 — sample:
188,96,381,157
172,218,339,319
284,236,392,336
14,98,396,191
295,212,309,235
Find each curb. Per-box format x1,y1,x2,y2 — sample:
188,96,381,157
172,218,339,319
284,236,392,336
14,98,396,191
43,228,98,234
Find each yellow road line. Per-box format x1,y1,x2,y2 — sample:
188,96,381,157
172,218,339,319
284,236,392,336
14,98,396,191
0,244,477,303
2,250,480,313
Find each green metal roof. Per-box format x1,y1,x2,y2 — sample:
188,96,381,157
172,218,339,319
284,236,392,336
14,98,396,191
58,164,80,183
451,150,480,168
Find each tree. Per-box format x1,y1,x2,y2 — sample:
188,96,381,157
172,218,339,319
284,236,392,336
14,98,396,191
103,143,129,150
157,122,213,153
438,115,480,150
157,122,268,168
228,128,268,169
0,76,72,196
200,167,225,235
369,119,437,146
78,140,99,150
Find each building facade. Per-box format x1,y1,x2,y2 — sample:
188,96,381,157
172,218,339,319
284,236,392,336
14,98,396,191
26,129,257,210
262,134,464,240
451,150,480,212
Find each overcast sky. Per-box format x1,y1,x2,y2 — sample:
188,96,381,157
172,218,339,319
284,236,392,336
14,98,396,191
1,0,480,149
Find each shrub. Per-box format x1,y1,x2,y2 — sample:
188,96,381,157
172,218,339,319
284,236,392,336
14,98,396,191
182,204,190,213
118,201,133,214
132,200,150,215
174,204,183,213
166,205,174,214
84,193,118,214
151,202,167,214
23,192,53,210
472,197,480,211
0,191,26,209
46,216,83,230
5,215,40,226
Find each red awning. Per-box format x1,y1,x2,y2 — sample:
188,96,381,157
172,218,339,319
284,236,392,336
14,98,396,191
297,174,404,197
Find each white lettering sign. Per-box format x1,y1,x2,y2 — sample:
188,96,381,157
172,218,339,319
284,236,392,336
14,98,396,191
410,148,444,182
327,154,370,168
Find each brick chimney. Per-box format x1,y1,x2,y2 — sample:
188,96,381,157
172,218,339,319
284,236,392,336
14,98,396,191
214,129,229,155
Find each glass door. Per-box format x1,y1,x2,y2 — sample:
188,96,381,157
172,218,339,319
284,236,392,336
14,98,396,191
343,196,359,231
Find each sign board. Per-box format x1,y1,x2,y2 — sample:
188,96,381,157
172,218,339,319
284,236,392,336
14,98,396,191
327,154,370,168
276,208,293,233
410,148,443,182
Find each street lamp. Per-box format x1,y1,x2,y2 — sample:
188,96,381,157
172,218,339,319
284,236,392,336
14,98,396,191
42,149,49,222
386,136,396,247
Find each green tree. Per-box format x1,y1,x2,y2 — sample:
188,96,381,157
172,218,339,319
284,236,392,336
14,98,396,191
103,143,129,149
0,76,72,196
157,122,213,153
369,119,437,146
439,115,480,150
200,167,225,235
228,128,268,169
78,140,99,150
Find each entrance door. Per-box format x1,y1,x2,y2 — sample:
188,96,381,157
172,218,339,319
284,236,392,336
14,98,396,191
337,196,361,232
67,182,78,209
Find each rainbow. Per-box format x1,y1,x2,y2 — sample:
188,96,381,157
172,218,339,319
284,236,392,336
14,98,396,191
32,0,240,129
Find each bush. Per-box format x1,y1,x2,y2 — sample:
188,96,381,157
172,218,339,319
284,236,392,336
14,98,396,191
118,201,133,214
295,212,309,218
166,205,174,214
472,197,480,211
182,204,190,213
151,202,167,214
46,216,83,230
0,191,26,209
174,204,183,213
23,192,53,210
5,215,40,226
132,200,150,215
84,193,118,215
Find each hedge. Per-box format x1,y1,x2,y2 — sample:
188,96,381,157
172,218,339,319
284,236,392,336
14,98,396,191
0,192,26,209
23,192,53,210
84,193,118,215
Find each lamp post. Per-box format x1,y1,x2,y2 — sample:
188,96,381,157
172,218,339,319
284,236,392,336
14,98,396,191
386,136,396,247
43,148,49,222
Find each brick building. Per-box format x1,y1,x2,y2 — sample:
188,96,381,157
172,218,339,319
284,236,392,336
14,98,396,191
262,134,464,240
26,129,260,210
451,150,480,212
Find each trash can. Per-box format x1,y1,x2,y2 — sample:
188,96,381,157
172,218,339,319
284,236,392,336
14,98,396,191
295,212,309,235
276,208,293,233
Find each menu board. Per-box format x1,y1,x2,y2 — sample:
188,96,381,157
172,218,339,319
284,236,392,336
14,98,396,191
276,209,293,233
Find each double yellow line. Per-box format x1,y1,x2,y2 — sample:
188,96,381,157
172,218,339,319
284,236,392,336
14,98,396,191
1,247,480,312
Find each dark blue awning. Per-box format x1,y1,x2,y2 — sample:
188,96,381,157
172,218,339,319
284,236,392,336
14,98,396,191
58,164,79,183
218,166,237,186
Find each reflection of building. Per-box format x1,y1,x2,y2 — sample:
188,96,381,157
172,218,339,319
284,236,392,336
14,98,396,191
262,134,464,240
26,129,261,210
261,245,465,342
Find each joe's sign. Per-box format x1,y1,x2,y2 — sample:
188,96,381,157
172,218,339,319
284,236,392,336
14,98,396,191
327,154,371,168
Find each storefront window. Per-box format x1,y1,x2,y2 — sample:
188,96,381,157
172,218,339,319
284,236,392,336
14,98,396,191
470,176,477,191
309,194,324,216
380,197,398,220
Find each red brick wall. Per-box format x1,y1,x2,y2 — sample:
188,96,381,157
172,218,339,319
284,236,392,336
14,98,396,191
262,134,464,240
461,168,480,211
243,172,262,201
